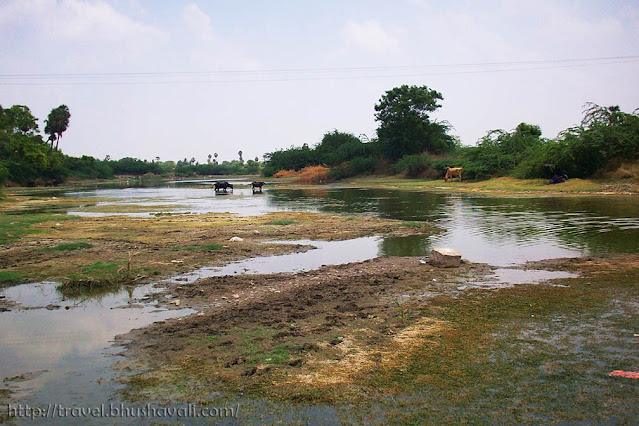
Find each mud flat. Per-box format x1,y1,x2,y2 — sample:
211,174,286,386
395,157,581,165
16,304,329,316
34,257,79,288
113,253,639,423
0,206,434,295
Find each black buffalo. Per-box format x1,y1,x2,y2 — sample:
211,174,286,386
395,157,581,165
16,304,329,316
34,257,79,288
251,181,265,193
214,181,233,193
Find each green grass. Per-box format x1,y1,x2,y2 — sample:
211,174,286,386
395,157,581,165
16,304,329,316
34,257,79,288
0,270,25,284
367,270,639,423
171,244,223,251
264,219,298,225
63,261,120,283
190,334,220,345
401,221,426,228
253,344,290,365
0,212,78,244
234,326,292,364
44,242,94,251
83,261,119,273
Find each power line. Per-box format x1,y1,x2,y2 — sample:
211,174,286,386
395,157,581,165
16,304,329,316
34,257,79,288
1,55,637,86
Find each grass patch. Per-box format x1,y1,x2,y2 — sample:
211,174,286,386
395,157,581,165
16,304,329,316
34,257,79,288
57,280,123,299
190,334,220,345
235,326,292,364
0,270,25,284
58,262,158,299
264,219,298,225
346,175,618,194
400,221,426,228
252,344,290,365
0,212,78,244
367,270,639,423
44,241,94,251
83,261,119,273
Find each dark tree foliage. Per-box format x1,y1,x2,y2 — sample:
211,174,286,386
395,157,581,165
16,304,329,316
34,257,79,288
262,143,319,176
262,131,378,177
109,157,162,175
44,105,71,151
375,85,455,159
460,123,545,179
511,104,639,179
315,130,378,167
3,105,40,135
0,104,67,185
174,159,260,176
65,156,113,179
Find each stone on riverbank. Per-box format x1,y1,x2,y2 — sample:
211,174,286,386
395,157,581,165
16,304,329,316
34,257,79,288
428,248,462,268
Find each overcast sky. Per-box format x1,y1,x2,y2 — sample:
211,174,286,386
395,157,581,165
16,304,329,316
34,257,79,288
1,0,638,163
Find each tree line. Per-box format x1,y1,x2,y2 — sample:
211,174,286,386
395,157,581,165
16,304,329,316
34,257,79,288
263,85,639,181
0,104,261,186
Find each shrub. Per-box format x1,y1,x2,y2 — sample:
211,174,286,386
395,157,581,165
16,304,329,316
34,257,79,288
394,154,432,177
273,169,298,178
297,166,330,184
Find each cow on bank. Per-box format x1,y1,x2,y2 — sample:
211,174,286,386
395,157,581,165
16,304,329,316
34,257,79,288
444,167,463,182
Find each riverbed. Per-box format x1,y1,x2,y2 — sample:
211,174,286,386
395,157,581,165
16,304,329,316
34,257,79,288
1,180,638,423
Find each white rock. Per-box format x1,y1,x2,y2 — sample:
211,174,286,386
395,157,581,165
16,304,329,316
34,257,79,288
428,248,462,268
229,237,244,242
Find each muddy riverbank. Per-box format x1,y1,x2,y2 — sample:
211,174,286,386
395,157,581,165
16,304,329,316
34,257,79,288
0,206,434,299
114,253,639,423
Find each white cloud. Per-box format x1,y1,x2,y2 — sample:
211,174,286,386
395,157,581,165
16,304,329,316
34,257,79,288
0,0,167,48
339,19,399,54
182,3,215,42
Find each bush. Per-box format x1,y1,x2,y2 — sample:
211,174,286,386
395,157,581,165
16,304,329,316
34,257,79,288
393,154,432,177
297,166,330,184
273,169,298,178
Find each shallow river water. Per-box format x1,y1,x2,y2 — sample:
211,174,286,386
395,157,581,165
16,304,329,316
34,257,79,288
1,181,638,424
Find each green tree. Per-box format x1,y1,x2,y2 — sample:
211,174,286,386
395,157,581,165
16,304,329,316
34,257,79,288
374,85,454,159
3,105,40,135
44,105,71,150
461,123,545,179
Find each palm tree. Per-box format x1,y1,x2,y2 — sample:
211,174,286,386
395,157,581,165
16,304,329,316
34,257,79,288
44,105,70,151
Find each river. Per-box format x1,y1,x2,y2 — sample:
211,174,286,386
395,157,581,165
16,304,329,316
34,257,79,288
1,181,638,424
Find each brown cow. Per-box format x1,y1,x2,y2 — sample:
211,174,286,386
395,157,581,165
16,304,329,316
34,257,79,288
444,167,463,182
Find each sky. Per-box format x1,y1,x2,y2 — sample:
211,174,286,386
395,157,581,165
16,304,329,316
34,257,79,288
1,0,638,164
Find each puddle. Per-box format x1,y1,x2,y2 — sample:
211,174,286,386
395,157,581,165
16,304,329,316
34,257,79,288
460,268,579,290
493,268,578,285
168,237,382,283
0,282,195,408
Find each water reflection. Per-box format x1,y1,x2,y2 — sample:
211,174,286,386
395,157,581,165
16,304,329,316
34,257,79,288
61,184,639,264
268,189,639,264
169,237,382,283
0,282,194,407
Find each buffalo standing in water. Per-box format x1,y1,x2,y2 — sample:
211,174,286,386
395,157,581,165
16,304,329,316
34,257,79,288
214,181,233,194
251,181,265,193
